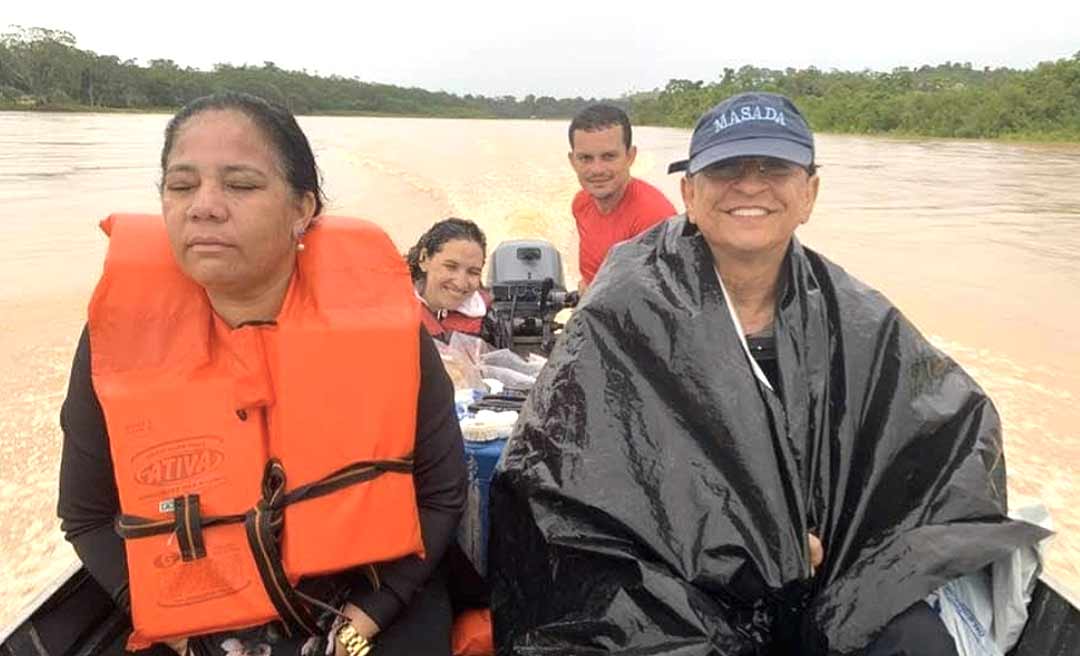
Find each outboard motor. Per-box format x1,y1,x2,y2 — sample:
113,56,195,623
487,239,579,354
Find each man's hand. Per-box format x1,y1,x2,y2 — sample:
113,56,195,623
334,603,381,656
163,638,188,655
808,533,824,573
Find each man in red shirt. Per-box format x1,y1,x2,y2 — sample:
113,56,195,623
568,104,677,293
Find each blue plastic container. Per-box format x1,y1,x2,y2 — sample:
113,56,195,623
459,437,508,575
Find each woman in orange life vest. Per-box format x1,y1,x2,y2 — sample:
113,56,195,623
57,93,466,656
406,218,494,343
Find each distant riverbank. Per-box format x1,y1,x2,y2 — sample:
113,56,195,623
4,27,1078,141
6,102,1078,145
0,102,493,120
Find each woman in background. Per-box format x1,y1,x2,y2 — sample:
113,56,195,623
406,218,492,342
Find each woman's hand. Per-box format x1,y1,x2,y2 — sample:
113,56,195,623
163,638,188,655
334,603,381,656
808,533,824,573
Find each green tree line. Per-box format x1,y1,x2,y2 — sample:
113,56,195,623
3,26,1078,140
629,58,1080,140
0,26,615,119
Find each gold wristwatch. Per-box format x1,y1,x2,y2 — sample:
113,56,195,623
337,622,373,656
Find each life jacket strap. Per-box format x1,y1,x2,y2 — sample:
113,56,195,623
173,494,207,561
114,501,245,541
244,459,320,636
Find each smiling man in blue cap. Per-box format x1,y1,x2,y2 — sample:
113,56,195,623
669,92,820,382
491,92,1045,655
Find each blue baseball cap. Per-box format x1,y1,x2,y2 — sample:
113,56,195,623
668,92,815,174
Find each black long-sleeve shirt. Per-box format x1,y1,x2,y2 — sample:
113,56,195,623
57,325,466,631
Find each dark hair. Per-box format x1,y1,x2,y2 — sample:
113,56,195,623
406,218,487,282
160,92,325,216
568,104,632,150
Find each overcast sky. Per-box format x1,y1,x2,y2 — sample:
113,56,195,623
7,0,1079,98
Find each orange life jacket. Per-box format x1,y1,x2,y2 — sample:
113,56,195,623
88,214,424,648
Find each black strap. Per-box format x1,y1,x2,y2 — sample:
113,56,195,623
244,460,319,635
115,456,413,541
116,506,245,539
283,457,413,507
173,494,207,561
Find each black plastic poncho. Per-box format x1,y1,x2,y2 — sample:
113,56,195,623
489,217,1049,655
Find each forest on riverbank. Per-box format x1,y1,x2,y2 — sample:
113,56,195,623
0,27,604,119
3,26,1078,140
631,56,1080,140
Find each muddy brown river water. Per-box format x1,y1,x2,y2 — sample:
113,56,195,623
1,112,1077,626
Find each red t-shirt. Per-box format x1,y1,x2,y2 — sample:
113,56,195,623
573,177,676,285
